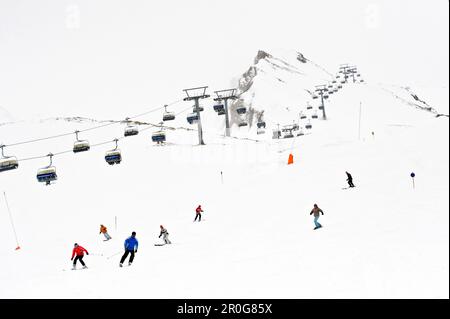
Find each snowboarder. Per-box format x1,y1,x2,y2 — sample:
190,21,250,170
310,204,324,230
99,224,112,241
71,243,89,269
159,225,171,244
194,205,203,222
346,171,355,188
119,231,138,267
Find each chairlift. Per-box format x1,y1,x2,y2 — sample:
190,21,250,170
318,106,324,110
323,95,329,99
36,154,57,185
312,94,319,100
218,109,226,115
73,131,90,153
194,106,204,112
297,129,304,136
213,104,225,112
187,113,199,124
124,119,139,136
360,79,364,83
0,145,19,172
338,85,343,89
238,121,248,127
305,121,312,129
283,132,294,139
257,128,265,135
307,105,313,110
105,139,121,165
236,106,247,115
257,121,266,129
357,74,361,77
332,80,337,84
162,105,176,121
300,114,307,119
152,131,166,143
312,112,318,119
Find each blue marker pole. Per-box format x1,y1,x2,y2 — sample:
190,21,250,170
410,172,416,189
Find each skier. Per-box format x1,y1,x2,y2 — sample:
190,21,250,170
310,204,324,230
159,225,171,244
71,243,89,270
99,224,112,241
346,171,355,188
194,205,203,222
119,231,138,267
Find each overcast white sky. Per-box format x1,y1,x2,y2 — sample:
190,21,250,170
0,0,448,119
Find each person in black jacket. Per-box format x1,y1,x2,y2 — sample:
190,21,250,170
346,171,355,188
159,225,171,244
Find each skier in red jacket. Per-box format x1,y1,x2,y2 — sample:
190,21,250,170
71,243,89,270
194,205,203,222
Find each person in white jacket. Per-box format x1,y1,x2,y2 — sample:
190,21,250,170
159,225,171,244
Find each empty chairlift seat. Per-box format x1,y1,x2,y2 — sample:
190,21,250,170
37,166,57,185
312,112,318,119
283,133,294,139
0,156,19,172
236,106,247,115
124,126,139,137
257,128,265,135
238,121,248,127
152,131,166,143
305,122,312,129
187,113,199,124
163,112,176,121
73,140,90,153
105,150,122,165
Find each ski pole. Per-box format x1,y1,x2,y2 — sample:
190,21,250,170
3,192,21,251
106,251,122,259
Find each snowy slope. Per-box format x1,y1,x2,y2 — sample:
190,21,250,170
0,52,448,298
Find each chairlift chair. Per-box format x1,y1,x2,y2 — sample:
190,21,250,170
152,131,166,143
272,130,281,139
163,112,175,121
213,104,225,112
305,121,312,129
187,113,199,124
193,105,204,112
257,121,266,129
307,105,313,110
312,94,319,100
312,112,318,119
283,133,294,139
0,146,19,172
236,106,247,115
37,166,57,185
318,106,324,110
238,121,248,127
218,109,226,115
124,125,139,137
323,95,329,99
300,114,307,119
73,140,90,153
105,150,122,165
257,128,265,135
0,156,19,172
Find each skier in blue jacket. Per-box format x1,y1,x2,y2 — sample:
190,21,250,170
119,231,139,267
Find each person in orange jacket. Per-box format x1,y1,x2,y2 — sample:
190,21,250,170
71,243,89,270
99,224,112,241
194,205,203,222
